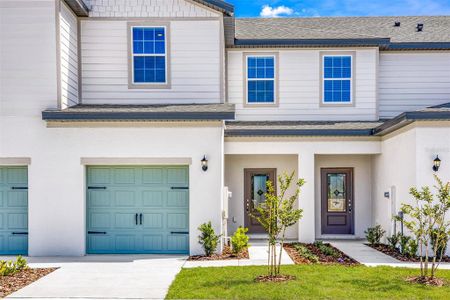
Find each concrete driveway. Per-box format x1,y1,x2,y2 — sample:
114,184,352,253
4,255,187,299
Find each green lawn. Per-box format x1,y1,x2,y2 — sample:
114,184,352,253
166,265,450,299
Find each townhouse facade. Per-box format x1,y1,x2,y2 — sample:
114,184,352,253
0,0,449,256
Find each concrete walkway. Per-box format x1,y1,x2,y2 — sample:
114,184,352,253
329,240,450,269
5,255,187,299
183,242,294,268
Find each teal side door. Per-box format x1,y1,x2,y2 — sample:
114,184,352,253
0,167,28,255
86,166,189,254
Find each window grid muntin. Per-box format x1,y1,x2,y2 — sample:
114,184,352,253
131,26,167,84
322,55,352,103
246,56,276,104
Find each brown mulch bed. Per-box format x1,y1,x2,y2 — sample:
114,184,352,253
284,243,359,266
367,244,450,263
255,274,296,283
406,276,447,287
0,268,56,298
188,246,249,261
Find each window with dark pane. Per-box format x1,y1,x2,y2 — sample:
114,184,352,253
132,27,166,83
327,173,346,212
247,56,275,103
323,55,352,103
251,174,269,207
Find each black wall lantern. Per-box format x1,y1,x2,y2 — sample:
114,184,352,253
433,155,441,172
201,155,208,172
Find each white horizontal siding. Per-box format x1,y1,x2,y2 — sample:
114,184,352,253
88,0,220,18
80,20,222,104
227,49,378,121
379,52,450,118
60,1,79,108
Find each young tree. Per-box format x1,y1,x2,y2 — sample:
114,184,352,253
400,175,450,281
252,171,304,277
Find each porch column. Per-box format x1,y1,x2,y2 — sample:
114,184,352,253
297,152,315,242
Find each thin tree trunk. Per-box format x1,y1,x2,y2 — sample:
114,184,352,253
277,229,286,275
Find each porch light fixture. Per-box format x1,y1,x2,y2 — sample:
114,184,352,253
201,155,208,172
433,155,441,172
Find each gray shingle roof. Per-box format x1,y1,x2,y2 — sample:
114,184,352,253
42,104,235,121
235,16,450,43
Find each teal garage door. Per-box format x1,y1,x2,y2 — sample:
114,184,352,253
0,167,28,255
86,166,189,254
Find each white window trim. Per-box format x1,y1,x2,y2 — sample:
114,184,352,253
127,22,171,89
321,53,355,106
243,53,279,107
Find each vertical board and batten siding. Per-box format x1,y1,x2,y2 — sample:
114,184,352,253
379,52,450,119
60,1,79,108
227,49,378,121
81,20,222,104
88,0,220,18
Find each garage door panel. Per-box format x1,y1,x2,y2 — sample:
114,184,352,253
89,212,111,229
167,167,188,185
113,168,136,184
88,168,111,185
8,213,27,230
114,213,137,229
8,235,27,252
142,234,163,251
115,234,136,251
142,191,163,207
6,168,27,185
7,191,27,207
114,190,136,207
167,213,188,229
87,165,189,254
142,213,163,229
167,191,188,207
168,235,189,252
142,168,164,184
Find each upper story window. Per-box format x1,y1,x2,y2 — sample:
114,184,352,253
322,55,353,104
246,55,277,105
128,23,170,89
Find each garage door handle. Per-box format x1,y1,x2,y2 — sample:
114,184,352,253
12,232,28,235
171,187,188,190
88,186,107,190
11,187,28,190
135,213,138,225
139,213,143,225
88,231,107,235
171,231,189,235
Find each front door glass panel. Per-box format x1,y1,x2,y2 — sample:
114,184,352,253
251,174,268,207
327,173,346,212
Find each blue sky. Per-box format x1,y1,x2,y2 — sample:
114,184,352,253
226,0,450,17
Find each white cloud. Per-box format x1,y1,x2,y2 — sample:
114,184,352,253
260,5,294,18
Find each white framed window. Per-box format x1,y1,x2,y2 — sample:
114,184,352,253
128,22,171,89
322,54,353,104
245,54,277,105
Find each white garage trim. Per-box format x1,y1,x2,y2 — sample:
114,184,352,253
0,158,31,165
81,158,193,165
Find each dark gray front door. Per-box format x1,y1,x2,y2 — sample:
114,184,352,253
321,168,354,235
244,168,276,234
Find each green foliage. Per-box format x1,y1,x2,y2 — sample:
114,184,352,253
387,233,400,249
198,222,220,257
364,225,386,245
400,175,450,279
313,241,340,258
399,234,411,254
293,244,319,263
251,171,305,277
431,228,449,260
404,239,418,258
0,256,28,276
231,227,249,255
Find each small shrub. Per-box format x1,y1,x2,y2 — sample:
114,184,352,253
293,244,319,263
365,225,385,245
198,221,220,256
387,233,400,249
405,239,418,257
0,256,28,276
399,234,411,254
231,227,249,255
431,228,448,259
313,241,340,258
